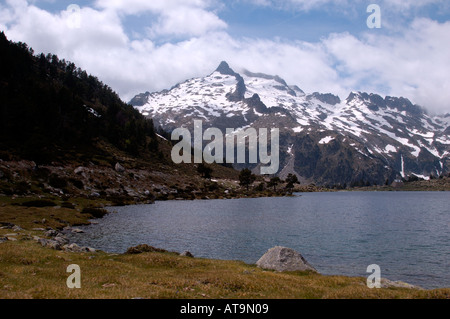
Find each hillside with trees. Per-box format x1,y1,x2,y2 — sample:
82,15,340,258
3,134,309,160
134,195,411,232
0,31,159,164
0,32,247,202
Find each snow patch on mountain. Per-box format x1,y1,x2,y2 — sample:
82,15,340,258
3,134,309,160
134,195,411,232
131,61,450,184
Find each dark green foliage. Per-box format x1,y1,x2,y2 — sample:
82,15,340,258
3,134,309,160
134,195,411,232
21,200,57,208
61,202,76,209
239,168,256,191
285,174,299,193
80,207,108,219
197,163,213,179
286,174,299,185
13,181,31,195
48,174,68,189
68,178,84,190
255,182,265,192
126,244,168,255
204,181,219,192
267,177,281,191
0,32,158,163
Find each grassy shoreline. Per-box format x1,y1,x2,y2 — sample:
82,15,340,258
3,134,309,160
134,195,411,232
1,195,449,299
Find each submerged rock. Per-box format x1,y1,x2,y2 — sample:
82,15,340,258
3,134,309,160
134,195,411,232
256,246,318,273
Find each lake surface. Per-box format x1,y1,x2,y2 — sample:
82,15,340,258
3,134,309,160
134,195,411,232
67,192,450,289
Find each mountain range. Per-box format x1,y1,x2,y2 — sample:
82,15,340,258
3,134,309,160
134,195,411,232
131,61,450,186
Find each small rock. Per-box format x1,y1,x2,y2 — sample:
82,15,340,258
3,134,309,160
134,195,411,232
63,243,82,252
71,228,85,234
37,238,49,247
0,237,8,243
6,237,17,242
32,228,46,231
42,219,47,224
12,225,23,232
4,233,18,237
0,222,15,229
74,167,85,175
44,230,59,237
115,163,125,173
46,240,62,250
54,235,69,245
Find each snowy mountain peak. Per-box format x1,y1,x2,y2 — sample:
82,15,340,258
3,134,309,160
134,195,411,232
215,61,236,76
130,62,449,185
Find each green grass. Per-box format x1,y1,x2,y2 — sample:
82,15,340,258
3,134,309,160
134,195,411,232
0,195,110,230
0,239,449,299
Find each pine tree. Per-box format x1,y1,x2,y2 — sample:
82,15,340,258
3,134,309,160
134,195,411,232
267,177,281,192
239,169,256,191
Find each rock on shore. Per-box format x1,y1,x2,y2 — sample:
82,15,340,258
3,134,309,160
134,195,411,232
257,246,318,273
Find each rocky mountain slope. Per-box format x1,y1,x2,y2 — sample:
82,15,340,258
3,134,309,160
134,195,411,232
0,34,241,200
131,62,450,186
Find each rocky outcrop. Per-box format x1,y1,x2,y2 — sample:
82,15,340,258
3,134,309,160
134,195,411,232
34,228,96,253
256,246,318,273
180,251,194,258
125,244,194,258
381,278,423,290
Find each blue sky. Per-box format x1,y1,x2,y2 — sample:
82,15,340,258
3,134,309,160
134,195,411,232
1,0,450,113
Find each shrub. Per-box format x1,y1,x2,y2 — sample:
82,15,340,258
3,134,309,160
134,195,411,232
126,244,168,255
255,183,265,192
14,181,31,195
81,207,108,219
21,199,57,207
48,174,68,189
69,178,84,189
61,202,76,209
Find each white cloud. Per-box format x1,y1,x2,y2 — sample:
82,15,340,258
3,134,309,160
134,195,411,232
243,0,447,12
94,0,227,38
0,1,449,114
146,6,227,38
324,18,450,114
